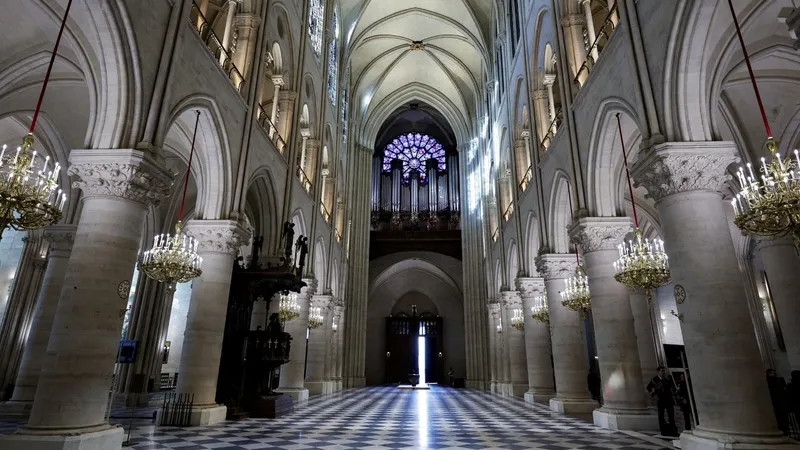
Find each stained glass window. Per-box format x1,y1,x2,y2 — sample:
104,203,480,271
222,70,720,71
383,133,446,181
327,8,339,106
308,0,324,57
341,66,349,145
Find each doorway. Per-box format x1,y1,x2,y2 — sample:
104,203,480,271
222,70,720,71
385,316,443,384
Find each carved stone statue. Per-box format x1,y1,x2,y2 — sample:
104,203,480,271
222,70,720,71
281,222,295,258
297,236,309,274
267,313,282,333
252,236,264,264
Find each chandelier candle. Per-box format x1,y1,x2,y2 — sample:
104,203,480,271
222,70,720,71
531,292,549,324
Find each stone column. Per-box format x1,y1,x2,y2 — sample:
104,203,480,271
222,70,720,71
305,294,331,395
758,236,800,371
0,232,46,403
487,302,500,393
517,277,556,404
276,91,296,153
277,278,316,401
500,291,527,397
1,229,71,416
230,14,261,89
268,76,283,140
533,90,550,147
0,150,171,450
536,253,596,414
579,0,599,61
543,74,558,136
219,0,238,66
570,217,655,431
333,304,344,391
632,142,794,449
561,14,588,84
175,220,248,426
628,287,661,393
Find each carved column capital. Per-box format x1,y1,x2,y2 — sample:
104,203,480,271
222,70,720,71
279,90,297,103
306,139,321,151
43,224,78,256
68,149,173,206
271,75,285,87
311,294,332,311
568,216,633,254
631,141,739,203
513,139,526,150
185,219,250,255
233,13,261,29
487,301,501,317
535,253,578,280
561,14,586,27
515,277,545,298
300,277,318,298
543,74,557,87
499,290,522,308
533,89,549,100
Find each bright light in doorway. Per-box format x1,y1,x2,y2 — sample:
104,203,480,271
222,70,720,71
418,335,426,386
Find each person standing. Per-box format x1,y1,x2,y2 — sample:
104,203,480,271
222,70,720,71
647,366,678,437
587,368,602,406
676,373,692,431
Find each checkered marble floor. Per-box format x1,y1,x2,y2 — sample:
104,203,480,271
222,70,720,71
116,386,668,449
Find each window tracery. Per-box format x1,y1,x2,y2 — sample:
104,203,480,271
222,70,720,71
328,8,339,106
382,133,446,181
308,0,324,57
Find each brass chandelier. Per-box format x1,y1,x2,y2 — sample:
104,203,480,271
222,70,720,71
140,111,203,288
308,305,323,329
560,251,590,316
726,0,800,250
611,113,671,301
531,291,549,324
510,308,524,330
279,292,300,324
0,0,72,239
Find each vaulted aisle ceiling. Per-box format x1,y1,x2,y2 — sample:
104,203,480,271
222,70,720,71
340,0,491,144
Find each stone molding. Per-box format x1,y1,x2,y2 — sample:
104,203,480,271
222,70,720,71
535,253,578,280
300,278,318,298
756,235,795,252
306,139,321,150
311,294,332,310
513,139,526,150
233,13,261,28
533,89,548,100
561,14,586,27
32,257,47,269
279,90,298,102
68,149,173,206
631,141,739,203
515,277,545,298
487,301,501,317
568,216,632,254
500,290,522,308
185,220,250,255
43,224,78,255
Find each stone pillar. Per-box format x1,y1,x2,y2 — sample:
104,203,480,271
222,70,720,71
533,90,550,147
536,253,596,414
517,277,556,404
268,76,283,140
0,232,47,403
333,304,344,391
543,74,558,136
305,294,331,395
276,91,296,153
0,150,171,450
500,291,527,397
230,14,261,90
175,220,248,426
632,142,794,449
758,236,800,371
570,217,655,431
628,287,662,393
579,0,599,61
561,14,588,84
487,302,500,393
277,279,316,401
3,227,75,416
219,0,237,65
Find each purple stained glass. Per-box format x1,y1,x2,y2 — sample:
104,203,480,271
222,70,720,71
383,133,446,181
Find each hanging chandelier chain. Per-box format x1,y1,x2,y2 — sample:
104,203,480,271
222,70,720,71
726,0,772,139
178,111,201,222
30,0,74,135
616,113,639,228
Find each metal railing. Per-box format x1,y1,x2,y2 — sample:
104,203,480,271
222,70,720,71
257,104,286,152
574,4,618,86
540,107,564,149
519,165,533,192
491,228,500,242
297,166,312,193
335,229,342,242
503,202,515,222
160,392,194,427
320,203,331,222
190,2,246,94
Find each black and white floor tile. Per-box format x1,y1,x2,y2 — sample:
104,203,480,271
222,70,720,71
2,386,670,449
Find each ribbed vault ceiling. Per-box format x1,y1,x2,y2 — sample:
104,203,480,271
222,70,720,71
341,0,491,145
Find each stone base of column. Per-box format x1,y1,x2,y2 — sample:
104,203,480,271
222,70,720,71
490,381,498,393
334,379,343,392
466,379,487,390
0,425,124,450
680,429,800,450
166,404,226,426
344,377,365,388
550,398,598,414
275,387,309,401
305,381,326,396
0,400,33,419
124,392,151,408
592,408,659,431
509,382,527,397
524,390,555,404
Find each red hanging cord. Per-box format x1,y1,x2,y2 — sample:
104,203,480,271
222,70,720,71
178,111,201,222
29,0,73,134
616,113,639,229
726,0,772,138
